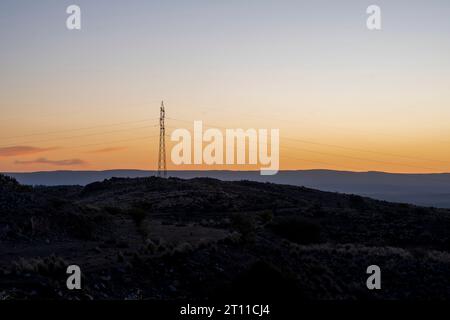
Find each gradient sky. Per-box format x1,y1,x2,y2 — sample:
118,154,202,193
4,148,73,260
1,0,450,173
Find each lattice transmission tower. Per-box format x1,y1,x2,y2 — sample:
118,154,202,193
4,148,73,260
157,101,167,178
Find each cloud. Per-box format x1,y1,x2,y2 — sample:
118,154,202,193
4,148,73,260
86,147,127,154
0,146,58,157
14,158,87,166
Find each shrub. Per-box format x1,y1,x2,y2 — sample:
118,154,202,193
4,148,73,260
0,174,19,187
49,198,68,210
349,195,368,210
137,220,152,239
230,213,257,243
66,213,96,240
0,174,30,192
104,206,123,215
258,210,274,224
11,255,67,276
231,260,300,300
128,208,147,227
269,216,322,244
172,242,193,255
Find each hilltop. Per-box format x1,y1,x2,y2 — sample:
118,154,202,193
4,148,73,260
6,169,450,208
1,174,450,300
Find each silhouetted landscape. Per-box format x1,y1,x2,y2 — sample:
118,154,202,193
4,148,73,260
3,0,450,315
7,170,450,208
1,173,450,300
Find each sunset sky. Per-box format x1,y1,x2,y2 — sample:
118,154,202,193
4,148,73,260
1,0,450,173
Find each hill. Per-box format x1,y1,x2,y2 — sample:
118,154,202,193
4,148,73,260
1,174,450,300
6,169,450,208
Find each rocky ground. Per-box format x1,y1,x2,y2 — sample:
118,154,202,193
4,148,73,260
1,174,450,300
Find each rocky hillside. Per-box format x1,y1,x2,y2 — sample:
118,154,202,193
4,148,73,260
1,174,450,300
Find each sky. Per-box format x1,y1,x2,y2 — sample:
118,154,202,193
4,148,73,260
1,0,450,173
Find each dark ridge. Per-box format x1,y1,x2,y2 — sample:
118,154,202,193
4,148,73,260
1,176,450,300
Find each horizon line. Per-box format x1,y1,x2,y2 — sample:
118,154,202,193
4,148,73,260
3,169,450,176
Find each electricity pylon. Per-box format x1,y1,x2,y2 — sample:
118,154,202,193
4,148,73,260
157,101,167,178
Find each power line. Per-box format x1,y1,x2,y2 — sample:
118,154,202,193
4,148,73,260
163,124,360,171
165,117,450,170
0,124,159,148
1,118,159,141
193,106,450,145
279,146,441,172
70,135,160,149
1,100,163,123
282,136,450,166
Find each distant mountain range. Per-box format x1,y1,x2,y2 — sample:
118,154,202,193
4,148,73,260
5,169,450,208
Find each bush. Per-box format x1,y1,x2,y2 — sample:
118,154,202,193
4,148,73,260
12,255,67,276
230,213,256,243
258,210,274,224
128,208,147,227
0,174,30,192
0,174,19,186
172,242,193,255
66,214,96,240
104,206,123,215
230,260,300,300
269,216,321,244
349,195,367,210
